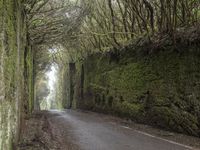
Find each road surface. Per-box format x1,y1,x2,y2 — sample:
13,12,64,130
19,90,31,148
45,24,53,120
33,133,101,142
45,110,193,150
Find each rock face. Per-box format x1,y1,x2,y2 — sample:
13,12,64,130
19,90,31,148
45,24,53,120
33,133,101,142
0,0,34,149
65,29,200,137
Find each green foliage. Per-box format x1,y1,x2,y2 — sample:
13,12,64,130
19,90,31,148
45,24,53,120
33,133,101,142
82,45,200,136
149,106,199,136
36,79,49,100
78,0,200,54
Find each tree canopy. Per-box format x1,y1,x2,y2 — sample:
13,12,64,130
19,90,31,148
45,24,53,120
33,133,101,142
26,0,200,75
25,0,199,49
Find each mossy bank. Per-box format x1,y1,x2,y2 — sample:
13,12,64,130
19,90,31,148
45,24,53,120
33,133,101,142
0,0,34,149
62,28,200,137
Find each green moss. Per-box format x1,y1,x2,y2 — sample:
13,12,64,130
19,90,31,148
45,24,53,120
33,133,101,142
81,47,200,136
114,101,142,120
27,46,34,113
149,106,199,136
0,0,34,149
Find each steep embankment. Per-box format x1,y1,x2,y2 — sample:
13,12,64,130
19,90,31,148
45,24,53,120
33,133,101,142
67,27,200,137
0,0,34,149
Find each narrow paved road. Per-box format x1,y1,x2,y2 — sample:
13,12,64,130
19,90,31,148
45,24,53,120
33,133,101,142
46,110,193,150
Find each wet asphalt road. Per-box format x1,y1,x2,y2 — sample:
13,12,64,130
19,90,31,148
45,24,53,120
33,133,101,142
47,110,193,150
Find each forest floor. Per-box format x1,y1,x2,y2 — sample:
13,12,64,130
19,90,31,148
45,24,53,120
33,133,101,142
17,110,200,150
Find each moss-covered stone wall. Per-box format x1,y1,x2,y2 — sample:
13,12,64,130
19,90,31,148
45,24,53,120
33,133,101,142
78,39,200,136
59,62,81,109
56,64,71,109
0,0,34,149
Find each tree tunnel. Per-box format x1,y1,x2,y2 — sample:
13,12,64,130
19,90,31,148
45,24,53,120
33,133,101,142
0,0,200,149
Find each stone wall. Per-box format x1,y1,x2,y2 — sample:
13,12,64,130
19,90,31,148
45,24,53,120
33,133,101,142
58,62,82,109
0,0,34,149
71,30,200,137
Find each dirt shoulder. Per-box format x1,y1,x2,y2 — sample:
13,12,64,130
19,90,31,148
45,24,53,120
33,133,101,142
17,111,79,150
